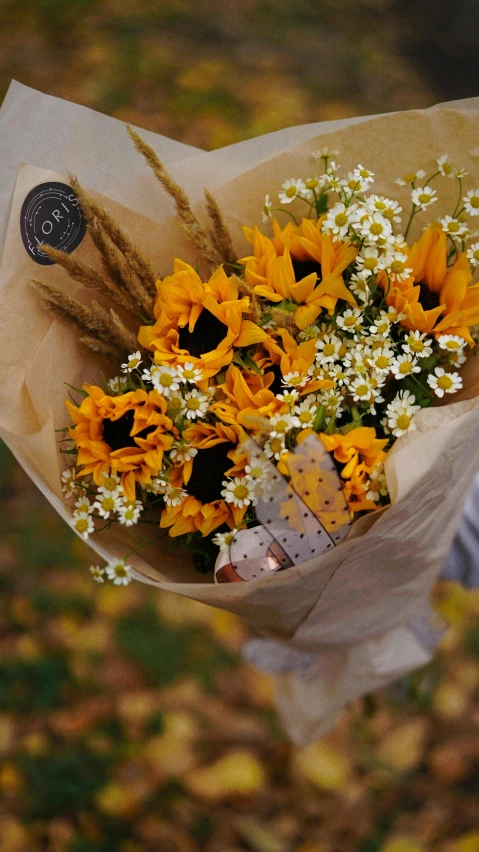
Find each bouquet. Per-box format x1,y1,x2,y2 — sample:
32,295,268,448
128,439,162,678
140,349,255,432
1,82,479,744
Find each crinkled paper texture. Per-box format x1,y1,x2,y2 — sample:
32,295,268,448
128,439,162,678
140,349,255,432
1,81,479,744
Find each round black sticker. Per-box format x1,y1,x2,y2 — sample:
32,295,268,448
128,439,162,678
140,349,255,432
20,181,86,265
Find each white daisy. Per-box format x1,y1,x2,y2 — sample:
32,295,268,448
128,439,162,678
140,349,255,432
221,477,255,509
278,178,307,204
367,346,395,374
148,474,170,495
282,371,310,389
97,472,123,500
275,388,300,405
354,164,375,184
90,565,105,584
176,362,204,384
184,389,210,419
355,246,384,278
395,169,426,186
437,154,457,178
292,399,318,429
320,389,344,417
367,195,402,224
244,462,270,496
163,485,187,508
427,367,463,398
93,493,121,519
349,376,373,404
437,335,466,353
344,171,369,194
144,364,181,397
108,376,128,394
75,495,93,515
387,252,412,283
170,443,198,464
269,412,296,436
368,312,392,338
263,434,287,461
212,528,239,553
366,462,388,501
463,190,479,217
336,308,364,334
402,330,433,359
440,216,469,238
311,147,340,161
466,242,479,267
315,333,342,363
71,511,94,539
262,194,273,222
357,212,392,243
105,559,132,586
117,498,143,525
322,202,356,239
61,467,78,498
121,351,142,373
390,354,421,379
385,390,421,437
349,272,371,304
411,186,437,211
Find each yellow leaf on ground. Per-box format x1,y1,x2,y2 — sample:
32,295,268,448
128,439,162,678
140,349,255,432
456,832,479,852
377,719,428,772
295,740,351,791
380,838,425,852
185,750,266,799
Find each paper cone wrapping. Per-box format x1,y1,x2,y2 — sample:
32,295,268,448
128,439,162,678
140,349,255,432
1,82,479,745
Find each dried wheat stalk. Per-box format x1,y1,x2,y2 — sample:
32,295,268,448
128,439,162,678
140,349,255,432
89,219,154,316
39,243,137,319
69,174,157,296
204,188,235,264
33,280,134,360
127,125,223,267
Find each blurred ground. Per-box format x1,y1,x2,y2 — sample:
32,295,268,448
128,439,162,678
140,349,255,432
1,1,479,850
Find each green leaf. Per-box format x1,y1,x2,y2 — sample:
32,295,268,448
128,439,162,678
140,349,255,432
65,382,88,397
312,403,326,432
315,192,329,216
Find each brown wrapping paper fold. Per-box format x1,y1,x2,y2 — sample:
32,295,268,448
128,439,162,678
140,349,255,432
1,88,479,744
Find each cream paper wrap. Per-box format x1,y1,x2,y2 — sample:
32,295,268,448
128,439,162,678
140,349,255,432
1,82,479,745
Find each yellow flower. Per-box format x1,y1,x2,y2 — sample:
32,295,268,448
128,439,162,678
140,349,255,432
160,421,246,536
211,364,282,428
383,224,479,346
319,427,388,512
138,263,267,379
263,328,334,396
66,385,175,499
241,218,358,328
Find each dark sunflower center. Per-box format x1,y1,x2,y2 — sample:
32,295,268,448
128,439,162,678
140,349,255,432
266,363,283,396
178,309,228,358
102,409,155,452
417,282,442,313
186,442,236,504
291,258,322,281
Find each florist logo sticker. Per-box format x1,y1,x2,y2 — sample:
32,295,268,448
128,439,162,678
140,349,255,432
20,181,86,265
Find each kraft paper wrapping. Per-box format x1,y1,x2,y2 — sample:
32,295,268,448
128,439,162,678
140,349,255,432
1,82,479,744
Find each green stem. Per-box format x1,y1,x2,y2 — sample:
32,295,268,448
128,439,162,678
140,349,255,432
404,205,418,241
452,177,463,219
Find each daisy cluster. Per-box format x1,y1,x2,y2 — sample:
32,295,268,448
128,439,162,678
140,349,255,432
61,146,479,580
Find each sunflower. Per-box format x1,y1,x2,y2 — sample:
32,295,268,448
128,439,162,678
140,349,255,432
138,263,267,378
262,328,334,396
211,364,283,428
383,224,479,346
66,385,175,499
319,427,388,512
160,420,246,536
240,218,358,328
